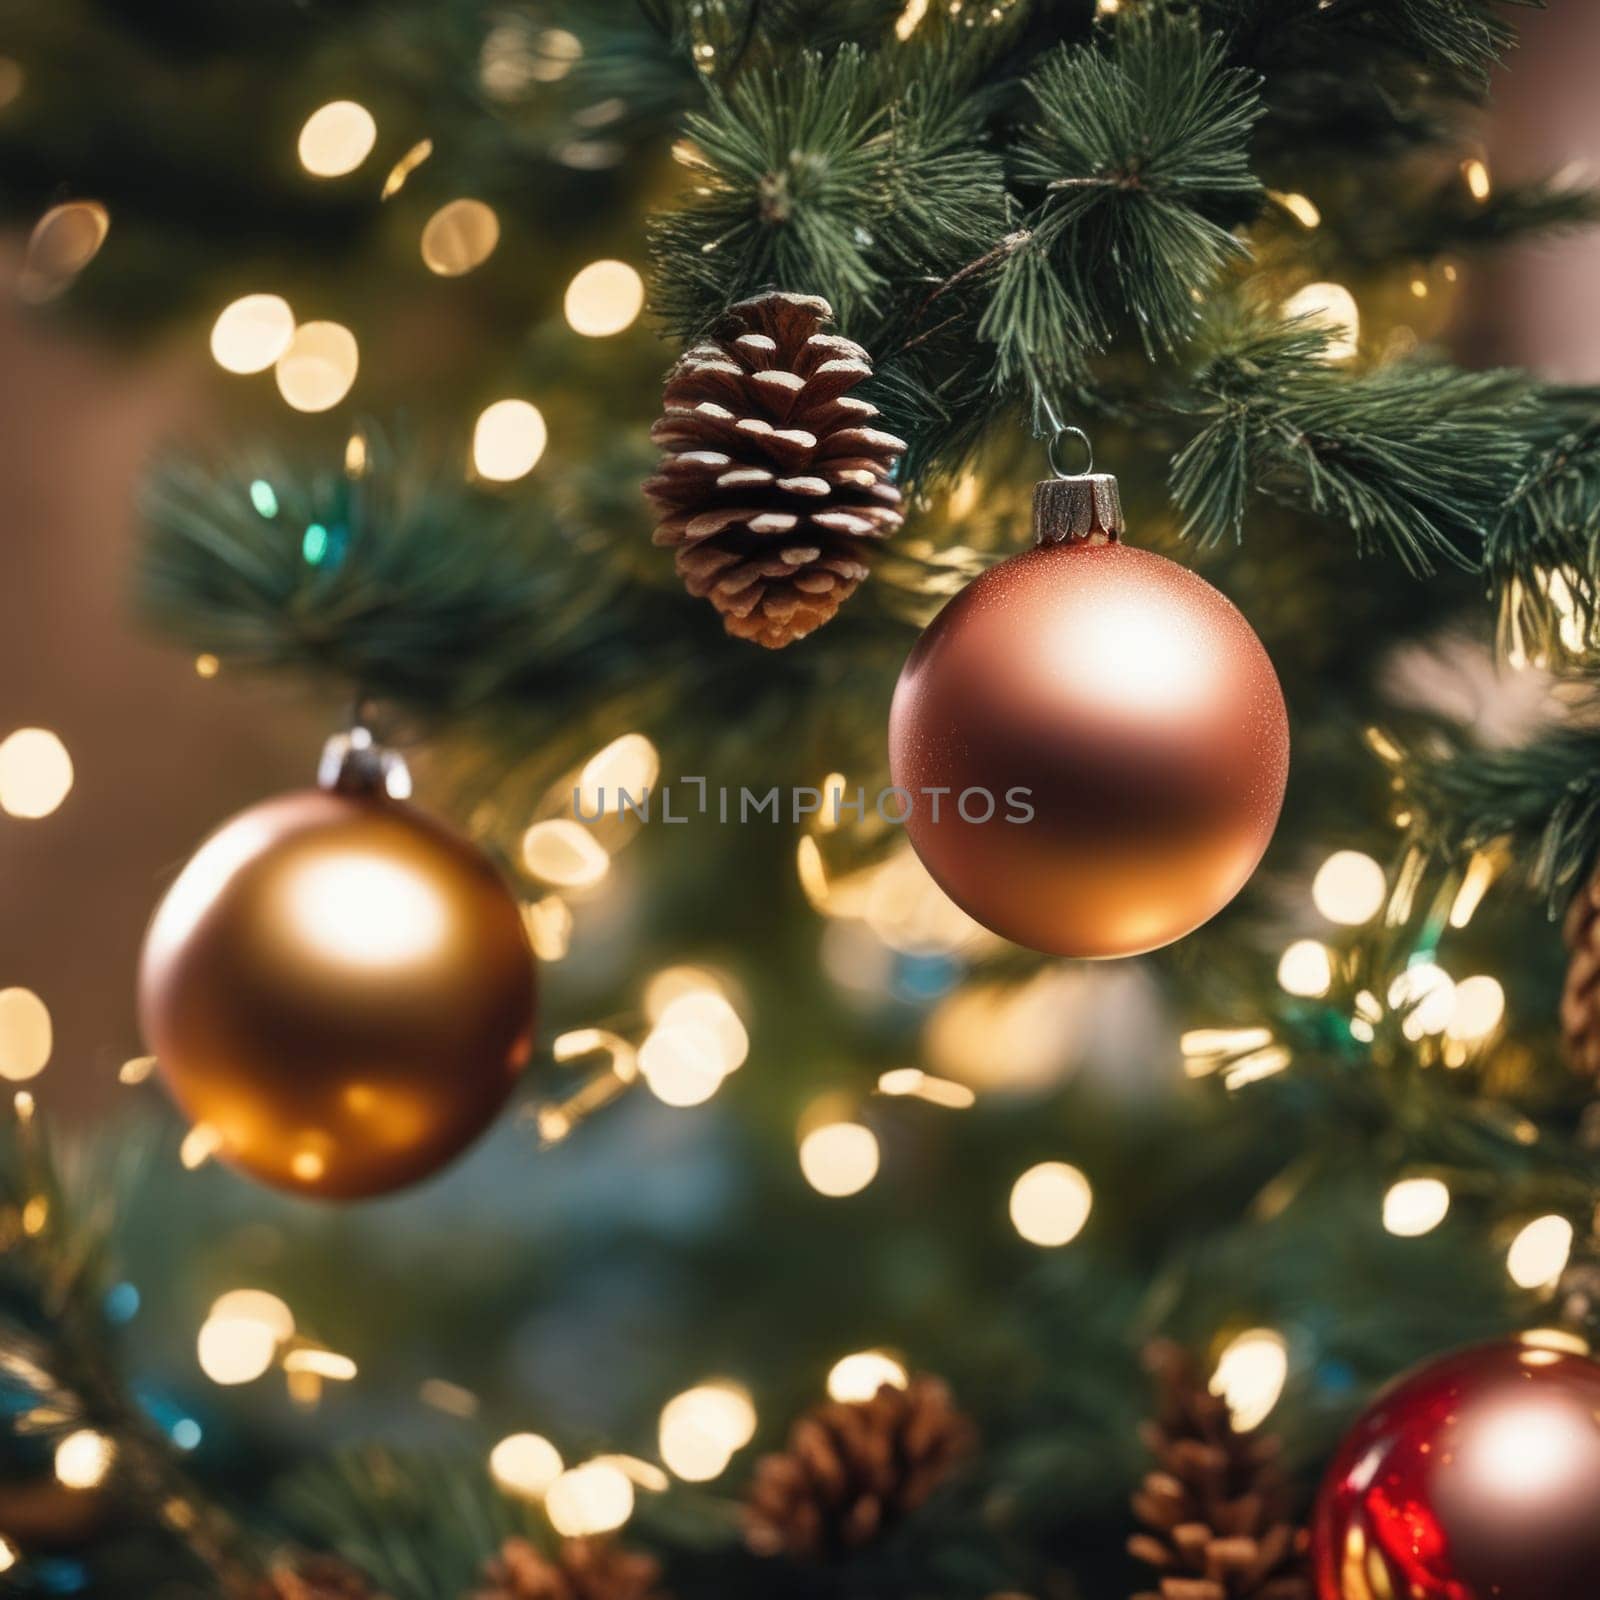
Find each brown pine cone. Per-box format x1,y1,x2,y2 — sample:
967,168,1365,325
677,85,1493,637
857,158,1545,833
645,290,907,648
260,1554,386,1600
745,1376,976,1561
1562,872,1600,1076
1128,1342,1309,1600
472,1536,668,1600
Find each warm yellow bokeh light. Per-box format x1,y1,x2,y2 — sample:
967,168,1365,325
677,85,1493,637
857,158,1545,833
472,399,548,482
545,1460,635,1536
22,201,110,300
1388,962,1456,1039
0,727,74,818
55,1430,114,1490
564,260,646,337
0,988,52,1083
1447,975,1506,1043
275,321,359,412
798,1122,880,1197
1009,1161,1093,1247
0,1536,14,1573
209,1289,295,1342
1463,157,1492,201
197,1316,278,1385
421,199,501,276
658,1382,757,1482
576,733,660,815
657,991,748,1075
1312,851,1386,925
521,819,609,888
1507,1215,1574,1291
1210,1329,1288,1432
490,1433,564,1499
1283,281,1360,362
827,1351,908,1403
1278,939,1333,998
638,1024,724,1107
210,294,295,374
1382,1177,1450,1238
298,100,377,177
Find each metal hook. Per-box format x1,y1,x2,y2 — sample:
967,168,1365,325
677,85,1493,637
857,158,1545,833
1038,393,1094,478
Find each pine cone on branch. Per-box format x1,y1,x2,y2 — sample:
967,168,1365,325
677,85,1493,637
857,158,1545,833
1128,1342,1309,1600
645,290,907,649
744,1376,975,1561
260,1555,387,1600
471,1536,669,1600
1562,871,1600,1076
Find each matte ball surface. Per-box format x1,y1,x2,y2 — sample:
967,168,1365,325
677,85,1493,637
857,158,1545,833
888,540,1288,957
1312,1339,1600,1600
138,789,536,1199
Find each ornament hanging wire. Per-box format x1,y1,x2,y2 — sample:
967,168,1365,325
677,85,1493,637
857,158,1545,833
1038,393,1093,479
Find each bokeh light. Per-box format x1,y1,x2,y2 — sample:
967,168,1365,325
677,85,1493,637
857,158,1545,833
1277,939,1332,998
1283,281,1359,361
564,260,646,337
472,399,547,481
490,1433,564,1499
798,1122,880,1197
0,727,74,818
827,1351,908,1402
1009,1161,1092,1246
0,988,52,1082
1447,975,1506,1043
1312,850,1386,925
1209,1329,1288,1431
275,321,359,412
1382,1177,1450,1237
1388,962,1456,1039
55,1430,114,1490
1507,1215,1574,1291
658,1382,757,1482
421,199,501,276
197,1315,278,1385
210,295,295,374
545,1460,634,1536
297,101,376,177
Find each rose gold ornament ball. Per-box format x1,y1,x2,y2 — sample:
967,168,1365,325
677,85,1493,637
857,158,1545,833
138,787,537,1200
889,505,1288,958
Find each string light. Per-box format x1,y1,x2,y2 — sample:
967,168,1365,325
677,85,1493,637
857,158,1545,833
491,1433,564,1499
55,1430,114,1490
381,138,433,200
1210,1330,1288,1431
283,1348,357,1381
1449,850,1498,927
521,819,609,888
876,1068,976,1109
1388,962,1456,1039
0,727,74,818
638,1024,724,1107
564,260,645,337
195,654,220,679
1463,157,1492,201
1507,1216,1573,1291
576,733,660,815
180,1123,222,1170
1009,1161,1092,1246
1277,939,1333,998
1382,1177,1450,1238
209,295,295,374
421,199,500,276
798,1121,880,1197
827,1351,907,1402
1276,191,1321,228
119,1055,157,1086
275,321,359,412
297,101,376,177
472,399,547,482
197,1316,278,1385
1312,851,1386,925
0,989,52,1082
1282,281,1359,362
0,1536,15,1574
658,1382,758,1482
545,1460,635,1536
1447,975,1505,1043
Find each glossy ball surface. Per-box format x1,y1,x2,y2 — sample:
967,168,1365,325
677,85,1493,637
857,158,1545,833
1312,1339,1600,1600
888,539,1288,957
139,788,536,1199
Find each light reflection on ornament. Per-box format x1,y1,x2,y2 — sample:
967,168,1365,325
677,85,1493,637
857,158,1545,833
279,853,450,969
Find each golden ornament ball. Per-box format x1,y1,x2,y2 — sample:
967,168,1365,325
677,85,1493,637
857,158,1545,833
138,746,537,1200
888,471,1288,958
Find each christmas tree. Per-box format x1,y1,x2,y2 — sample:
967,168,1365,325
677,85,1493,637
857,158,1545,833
4,2,1600,1598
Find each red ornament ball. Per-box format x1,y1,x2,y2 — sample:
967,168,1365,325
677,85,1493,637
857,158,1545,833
139,785,537,1200
888,481,1288,957
1312,1338,1600,1600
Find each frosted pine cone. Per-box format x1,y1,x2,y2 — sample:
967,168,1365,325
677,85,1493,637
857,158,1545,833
471,1536,668,1600
645,290,907,648
744,1376,975,1561
1129,1342,1310,1600
1563,870,1600,1077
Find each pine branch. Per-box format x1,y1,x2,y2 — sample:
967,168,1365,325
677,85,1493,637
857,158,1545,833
1483,389,1600,668
1171,310,1533,573
1399,720,1600,909
986,13,1263,383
